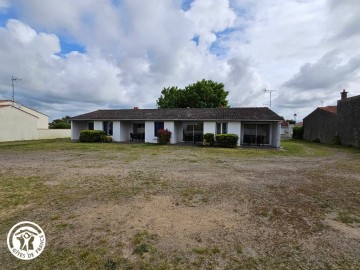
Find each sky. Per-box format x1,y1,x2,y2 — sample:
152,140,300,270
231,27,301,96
0,0,359,121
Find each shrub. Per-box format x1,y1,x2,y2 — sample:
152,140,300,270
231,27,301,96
292,126,304,139
203,133,215,146
49,121,71,129
80,130,108,143
157,129,172,144
313,138,320,143
215,134,239,148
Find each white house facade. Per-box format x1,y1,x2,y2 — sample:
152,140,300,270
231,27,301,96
0,100,71,142
71,107,283,148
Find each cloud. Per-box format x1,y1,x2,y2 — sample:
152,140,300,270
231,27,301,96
283,51,360,90
0,0,359,122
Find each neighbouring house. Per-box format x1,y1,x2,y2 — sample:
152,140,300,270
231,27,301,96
0,100,71,142
280,120,294,138
303,106,337,144
71,107,284,147
303,90,360,146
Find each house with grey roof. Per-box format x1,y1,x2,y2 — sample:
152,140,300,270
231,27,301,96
71,107,283,147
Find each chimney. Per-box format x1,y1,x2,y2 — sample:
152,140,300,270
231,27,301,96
340,89,348,100
133,106,139,109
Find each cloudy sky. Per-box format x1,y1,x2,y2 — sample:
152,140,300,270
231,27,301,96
0,0,359,121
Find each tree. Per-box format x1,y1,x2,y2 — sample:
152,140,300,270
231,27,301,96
49,116,71,129
156,79,229,108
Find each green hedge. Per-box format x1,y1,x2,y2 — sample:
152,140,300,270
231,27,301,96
80,130,109,143
203,133,215,146
292,127,304,139
215,134,239,148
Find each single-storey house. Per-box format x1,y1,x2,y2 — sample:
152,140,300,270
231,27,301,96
280,120,294,138
0,100,70,142
71,107,283,147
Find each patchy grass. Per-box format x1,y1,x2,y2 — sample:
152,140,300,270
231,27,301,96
0,139,359,269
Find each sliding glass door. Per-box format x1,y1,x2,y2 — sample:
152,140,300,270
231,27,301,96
243,124,270,145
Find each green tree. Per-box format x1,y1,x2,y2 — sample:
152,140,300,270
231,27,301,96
156,79,229,108
49,116,71,129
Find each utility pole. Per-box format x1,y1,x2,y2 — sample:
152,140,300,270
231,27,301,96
11,76,22,105
264,89,277,108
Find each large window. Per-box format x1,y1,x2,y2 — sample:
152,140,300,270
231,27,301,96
243,124,270,145
154,122,164,137
103,121,113,135
216,122,227,134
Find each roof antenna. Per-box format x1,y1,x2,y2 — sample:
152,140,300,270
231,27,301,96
11,76,22,105
264,88,277,108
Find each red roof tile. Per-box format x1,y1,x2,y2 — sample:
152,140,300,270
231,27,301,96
319,106,337,114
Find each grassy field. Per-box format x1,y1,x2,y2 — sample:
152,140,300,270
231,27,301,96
0,139,359,269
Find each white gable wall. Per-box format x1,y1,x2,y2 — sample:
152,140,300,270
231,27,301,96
0,106,38,141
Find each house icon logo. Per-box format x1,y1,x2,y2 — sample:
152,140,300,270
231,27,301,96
7,221,46,260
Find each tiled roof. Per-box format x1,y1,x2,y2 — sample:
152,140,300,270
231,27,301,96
319,106,337,114
72,107,283,121
280,120,289,127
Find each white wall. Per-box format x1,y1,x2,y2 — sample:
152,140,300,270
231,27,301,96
0,107,70,142
0,106,38,142
145,121,157,143
203,121,216,134
37,129,71,139
227,122,241,146
164,121,175,144
94,121,103,131
71,121,88,140
0,101,49,129
112,121,121,142
272,122,281,148
119,121,132,141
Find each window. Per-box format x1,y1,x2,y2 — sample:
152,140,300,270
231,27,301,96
88,122,94,130
154,122,164,137
243,124,270,145
103,121,113,135
216,122,227,134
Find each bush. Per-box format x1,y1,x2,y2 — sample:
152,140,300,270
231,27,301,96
292,126,304,139
49,121,71,129
215,134,239,148
80,130,108,143
203,133,215,146
157,129,172,144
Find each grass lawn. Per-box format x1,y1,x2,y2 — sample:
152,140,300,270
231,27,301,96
0,139,359,269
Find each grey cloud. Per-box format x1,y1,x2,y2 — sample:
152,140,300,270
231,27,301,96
283,51,360,90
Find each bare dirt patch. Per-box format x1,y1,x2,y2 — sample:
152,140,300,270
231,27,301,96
0,140,359,269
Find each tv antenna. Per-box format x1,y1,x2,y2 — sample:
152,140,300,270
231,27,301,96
11,76,22,104
320,101,324,107
264,89,277,108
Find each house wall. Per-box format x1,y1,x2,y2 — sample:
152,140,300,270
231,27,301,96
71,121,88,140
0,106,38,142
337,95,360,147
303,109,337,144
271,122,281,148
19,105,48,129
227,122,241,146
203,122,216,134
94,121,103,131
164,121,176,144
119,121,132,141
0,106,69,142
112,121,121,142
145,121,157,143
